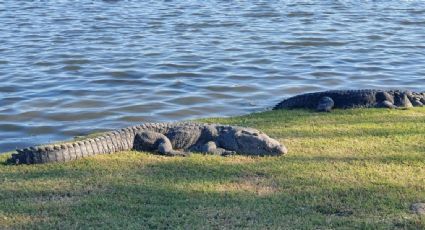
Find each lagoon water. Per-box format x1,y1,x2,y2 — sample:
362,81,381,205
1,0,425,152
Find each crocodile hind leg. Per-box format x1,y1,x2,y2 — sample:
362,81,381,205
376,91,396,109
198,141,236,156
316,96,334,112
134,131,188,156
394,92,413,108
157,140,188,156
377,100,397,109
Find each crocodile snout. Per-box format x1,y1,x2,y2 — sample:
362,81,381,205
273,144,287,155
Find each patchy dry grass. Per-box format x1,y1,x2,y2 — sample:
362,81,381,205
1,108,425,229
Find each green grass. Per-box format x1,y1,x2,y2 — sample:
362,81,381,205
1,108,425,229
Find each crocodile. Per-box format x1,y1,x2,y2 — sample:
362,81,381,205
273,89,425,112
6,122,287,165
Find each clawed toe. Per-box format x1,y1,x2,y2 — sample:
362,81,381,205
164,150,190,157
377,100,397,109
221,151,236,157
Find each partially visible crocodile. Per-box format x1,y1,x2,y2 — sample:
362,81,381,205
274,89,425,112
7,122,287,165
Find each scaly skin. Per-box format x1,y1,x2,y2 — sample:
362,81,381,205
274,89,425,111
7,122,287,165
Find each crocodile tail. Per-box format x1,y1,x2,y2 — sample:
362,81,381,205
7,128,136,165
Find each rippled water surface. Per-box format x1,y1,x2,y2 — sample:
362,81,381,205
1,0,425,151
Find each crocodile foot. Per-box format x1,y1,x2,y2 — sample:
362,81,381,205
316,96,334,112
377,100,397,109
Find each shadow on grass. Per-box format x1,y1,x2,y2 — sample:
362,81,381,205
1,155,424,229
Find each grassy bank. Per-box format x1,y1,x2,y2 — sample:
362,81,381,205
1,108,424,229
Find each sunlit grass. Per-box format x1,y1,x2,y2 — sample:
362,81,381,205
1,108,425,229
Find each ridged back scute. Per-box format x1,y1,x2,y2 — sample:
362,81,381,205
89,139,98,156
274,89,381,110
7,122,217,164
57,144,67,162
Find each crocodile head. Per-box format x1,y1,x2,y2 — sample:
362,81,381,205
218,126,287,156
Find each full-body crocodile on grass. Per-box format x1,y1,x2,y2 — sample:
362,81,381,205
274,89,425,112
7,122,287,165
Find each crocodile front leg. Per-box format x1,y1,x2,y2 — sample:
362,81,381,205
375,91,396,109
134,131,188,156
197,141,236,156
316,96,334,112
